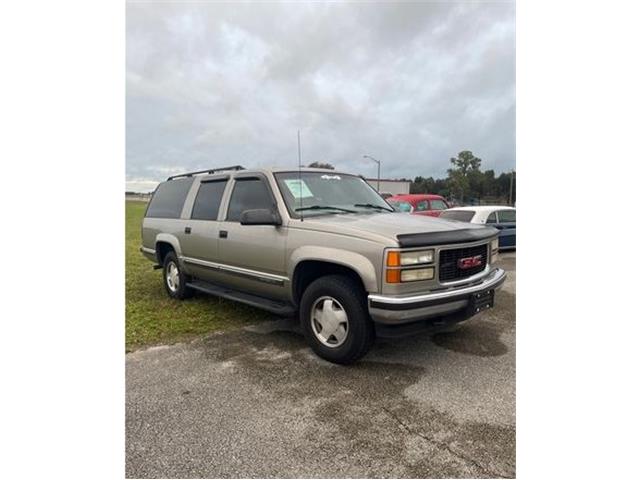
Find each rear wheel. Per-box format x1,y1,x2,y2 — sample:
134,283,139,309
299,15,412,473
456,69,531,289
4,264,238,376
300,275,375,364
162,251,193,300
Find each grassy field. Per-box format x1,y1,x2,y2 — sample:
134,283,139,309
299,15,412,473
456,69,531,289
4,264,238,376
126,201,273,351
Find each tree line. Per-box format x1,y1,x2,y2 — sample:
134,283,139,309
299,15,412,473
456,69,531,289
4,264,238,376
411,151,515,205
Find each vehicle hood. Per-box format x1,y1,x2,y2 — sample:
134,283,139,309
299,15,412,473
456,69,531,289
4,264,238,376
296,212,495,246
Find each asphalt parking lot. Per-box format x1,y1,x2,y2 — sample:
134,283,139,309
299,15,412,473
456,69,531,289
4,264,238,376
126,252,515,478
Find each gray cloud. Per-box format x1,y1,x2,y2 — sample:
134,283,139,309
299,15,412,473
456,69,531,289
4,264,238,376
126,1,515,191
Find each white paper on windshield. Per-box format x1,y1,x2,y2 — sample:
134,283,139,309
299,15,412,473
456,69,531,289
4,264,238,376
284,179,314,199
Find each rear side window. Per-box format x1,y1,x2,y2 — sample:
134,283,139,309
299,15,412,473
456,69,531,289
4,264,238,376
191,180,227,220
226,178,274,222
498,209,516,223
146,178,194,218
486,212,497,223
440,210,475,222
415,201,428,211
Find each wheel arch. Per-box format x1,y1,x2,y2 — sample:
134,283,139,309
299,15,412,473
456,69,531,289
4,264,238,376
155,233,182,264
290,247,379,305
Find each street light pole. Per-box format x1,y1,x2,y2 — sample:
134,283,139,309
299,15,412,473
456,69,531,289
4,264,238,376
363,155,381,191
509,169,514,206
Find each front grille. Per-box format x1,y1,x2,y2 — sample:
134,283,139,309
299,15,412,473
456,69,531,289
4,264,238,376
439,244,488,282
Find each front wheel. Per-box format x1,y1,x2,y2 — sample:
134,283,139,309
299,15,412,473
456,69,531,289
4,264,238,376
300,275,375,364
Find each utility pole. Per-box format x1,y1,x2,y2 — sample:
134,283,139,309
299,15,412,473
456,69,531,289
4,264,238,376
509,169,514,206
363,155,381,191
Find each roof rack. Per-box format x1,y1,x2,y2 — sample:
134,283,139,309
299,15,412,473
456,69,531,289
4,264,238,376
167,165,245,181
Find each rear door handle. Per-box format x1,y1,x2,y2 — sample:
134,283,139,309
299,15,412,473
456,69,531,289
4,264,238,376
184,227,191,234
219,230,228,238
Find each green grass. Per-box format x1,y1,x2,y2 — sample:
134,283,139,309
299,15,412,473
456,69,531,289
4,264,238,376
126,201,273,351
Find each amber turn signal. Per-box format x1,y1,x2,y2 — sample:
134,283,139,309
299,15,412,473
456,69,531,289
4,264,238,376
386,269,401,283
386,251,400,267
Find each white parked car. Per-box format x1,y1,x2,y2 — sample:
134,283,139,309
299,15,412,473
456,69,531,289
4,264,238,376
440,206,516,250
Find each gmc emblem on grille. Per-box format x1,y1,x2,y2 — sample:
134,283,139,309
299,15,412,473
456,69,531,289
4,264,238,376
457,255,483,269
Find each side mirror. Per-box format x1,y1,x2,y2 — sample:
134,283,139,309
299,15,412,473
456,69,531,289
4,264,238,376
240,209,282,226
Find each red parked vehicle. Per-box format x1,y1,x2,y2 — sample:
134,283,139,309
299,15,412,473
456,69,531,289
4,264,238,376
386,194,450,217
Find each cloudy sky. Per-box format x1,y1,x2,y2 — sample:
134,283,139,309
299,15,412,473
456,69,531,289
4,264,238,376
126,1,515,192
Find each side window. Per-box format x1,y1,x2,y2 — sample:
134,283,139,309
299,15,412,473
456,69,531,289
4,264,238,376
226,178,274,222
486,212,497,224
429,199,448,210
191,180,227,220
415,201,428,211
146,178,194,219
498,209,516,223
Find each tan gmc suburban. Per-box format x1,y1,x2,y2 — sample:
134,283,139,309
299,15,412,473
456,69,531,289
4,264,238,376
140,165,506,364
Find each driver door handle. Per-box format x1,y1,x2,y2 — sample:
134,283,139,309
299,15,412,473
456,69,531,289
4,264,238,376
219,230,228,239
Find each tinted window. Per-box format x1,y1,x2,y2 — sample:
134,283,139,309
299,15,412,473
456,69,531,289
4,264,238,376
415,201,428,211
486,212,497,223
440,210,475,222
429,199,448,210
227,178,274,222
146,178,194,218
498,209,516,223
191,180,227,220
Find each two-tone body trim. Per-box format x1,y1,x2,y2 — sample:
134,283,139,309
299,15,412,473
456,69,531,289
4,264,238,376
180,256,288,286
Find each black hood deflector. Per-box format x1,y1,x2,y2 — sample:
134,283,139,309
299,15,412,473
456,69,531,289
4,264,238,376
396,227,498,248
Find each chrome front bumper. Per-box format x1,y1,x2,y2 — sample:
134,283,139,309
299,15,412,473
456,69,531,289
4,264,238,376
368,268,506,325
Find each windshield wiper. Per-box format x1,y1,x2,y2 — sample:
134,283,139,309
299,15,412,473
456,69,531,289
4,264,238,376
354,203,394,212
295,205,356,213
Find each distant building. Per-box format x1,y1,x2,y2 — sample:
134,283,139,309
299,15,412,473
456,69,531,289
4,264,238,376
364,178,411,195
125,191,152,202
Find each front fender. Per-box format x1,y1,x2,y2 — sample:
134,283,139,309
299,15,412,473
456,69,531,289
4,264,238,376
289,246,379,293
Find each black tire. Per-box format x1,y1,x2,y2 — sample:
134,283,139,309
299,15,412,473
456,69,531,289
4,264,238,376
162,251,194,300
300,274,375,364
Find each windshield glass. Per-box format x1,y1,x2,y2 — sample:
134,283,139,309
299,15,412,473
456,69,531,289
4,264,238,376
274,171,391,217
387,200,412,212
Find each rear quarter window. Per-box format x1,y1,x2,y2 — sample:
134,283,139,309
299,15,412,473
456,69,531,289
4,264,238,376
498,209,516,223
429,199,448,210
146,178,194,218
439,210,475,222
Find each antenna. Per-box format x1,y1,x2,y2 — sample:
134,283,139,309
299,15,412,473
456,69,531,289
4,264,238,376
297,130,304,221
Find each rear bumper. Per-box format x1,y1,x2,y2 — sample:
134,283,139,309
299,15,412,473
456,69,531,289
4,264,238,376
368,268,506,325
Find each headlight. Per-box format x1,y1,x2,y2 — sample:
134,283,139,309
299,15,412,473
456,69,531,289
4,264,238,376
387,249,434,266
385,249,437,283
400,268,435,282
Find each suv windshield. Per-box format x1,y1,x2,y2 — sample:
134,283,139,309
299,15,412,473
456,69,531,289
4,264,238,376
274,171,391,217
